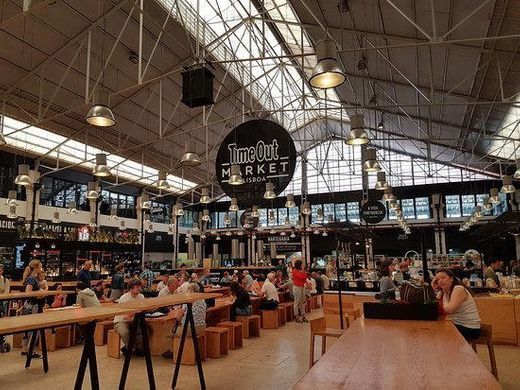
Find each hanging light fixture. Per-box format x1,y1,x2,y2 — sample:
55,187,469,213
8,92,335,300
85,87,116,127
315,207,324,221
362,148,381,173
322,231,328,237
52,211,61,224
147,223,155,233
251,205,259,218
313,229,320,235
192,222,200,233
224,212,231,225
290,231,296,238
285,194,296,208
228,164,244,185
180,140,201,166
263,182,276,199
202,209,211,221
216,234,221,241
269,228,276,234
175,202,184,216
200,187,211,203
382,187,396,202
86,181,98,199
514,159,520,180
309,38,346,89
345,114,369,145
474,205,483,218
237,230,244,236
14,164,31,186
89,217,97,228
5,190,18,206
143,213,151,224
268,210,276,223
280,231,286,236
7,205,16,219
119,220,126,231
301,201,311,215
156,170,170,190
482,200,493,211
67,201,78,214
140,193,151,210
488,187,501,204
92,153,111,177
109,207,118,220
229,197,239,211
377,115,384,130
225,230,232,236
252,234,256,240
501,175,516,193
389,200,399,210
375,171,389,190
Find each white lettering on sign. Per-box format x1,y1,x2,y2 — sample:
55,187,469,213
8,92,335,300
228,140,279,165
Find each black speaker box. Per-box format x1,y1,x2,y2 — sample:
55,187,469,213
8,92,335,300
181,67,214,108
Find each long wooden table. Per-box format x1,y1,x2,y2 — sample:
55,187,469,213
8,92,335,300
0,306,136,389
294,319,501,389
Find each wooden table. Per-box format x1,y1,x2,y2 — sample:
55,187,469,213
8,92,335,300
0,306,136,389
204,286,230,296
294,319,501,390
116,292,222,390
0,290,75,317
206,298,233,326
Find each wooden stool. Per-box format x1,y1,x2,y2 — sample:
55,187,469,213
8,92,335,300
309,316,344,368
106,329,121,359
470,324,498,379
277,306,286,326
344,308,361,329
39,329,56,352
94,320,113,346
55,326,72,348
205,327,229,358
260,310,279,329
217,321,243,349
236,315,260,338
173,333,206,365
279,303,294,322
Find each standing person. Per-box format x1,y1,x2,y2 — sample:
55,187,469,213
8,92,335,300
77,260,93,287
286,261,293,281
292,260,308,323
229,281,252,320
139,262,155,290
484,259,501,287
433,269,481,341
50,283,67,308
110,263,126,300
114,279,145,355
21,260,44,358
259,272,279,310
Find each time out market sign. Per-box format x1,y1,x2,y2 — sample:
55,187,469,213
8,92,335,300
216,119,297,204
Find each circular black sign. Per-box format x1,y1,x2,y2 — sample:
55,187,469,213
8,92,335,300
239,208,259,230
360,200,386,224
216,120,297,205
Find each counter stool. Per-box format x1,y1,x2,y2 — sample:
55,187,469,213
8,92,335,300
205,327,229,358
344,308,361,329
217,321,243,349
94,320,114,346
470,324,498,380
236,315,260,338
309,316,344,368
277,306,286,326
260,310,279,329
279,303,294,322
106,330,121,359
173,333,206,365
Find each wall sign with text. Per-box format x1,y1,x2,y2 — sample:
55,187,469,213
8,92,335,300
216,119,297,204
360,200,386,224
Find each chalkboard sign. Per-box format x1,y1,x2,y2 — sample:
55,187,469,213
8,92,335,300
360,200,386,224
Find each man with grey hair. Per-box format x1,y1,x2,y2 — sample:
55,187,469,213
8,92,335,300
259,272,279,310
158,276,180,297
243,270,254,291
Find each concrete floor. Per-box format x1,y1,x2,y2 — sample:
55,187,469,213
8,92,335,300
0,309,518,390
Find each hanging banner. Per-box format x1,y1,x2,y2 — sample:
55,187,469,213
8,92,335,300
216,119,297,204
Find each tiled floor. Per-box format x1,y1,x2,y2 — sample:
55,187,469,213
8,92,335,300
0,309,518,389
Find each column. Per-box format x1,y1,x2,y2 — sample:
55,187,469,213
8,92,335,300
187,238,194,260
270,242,277,261
195,241,202,263
239,242,245,260
212,243,219,262
516,235,520,261
257,239,264,262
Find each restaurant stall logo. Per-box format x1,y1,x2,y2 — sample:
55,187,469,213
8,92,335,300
360,200,386,224
216,119,296,204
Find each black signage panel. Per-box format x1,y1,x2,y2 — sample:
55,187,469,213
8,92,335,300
360,200,386,224
239,208,259,230
216,119,297,204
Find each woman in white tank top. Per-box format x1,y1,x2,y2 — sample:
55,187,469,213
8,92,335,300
433,269,481,341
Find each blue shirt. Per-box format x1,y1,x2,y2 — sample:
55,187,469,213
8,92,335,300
139,269,155,289
77,268,92,286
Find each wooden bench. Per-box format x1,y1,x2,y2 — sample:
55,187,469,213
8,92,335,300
173,333,206,365
205,327,229,358
236,315,260,338
217,321,243,349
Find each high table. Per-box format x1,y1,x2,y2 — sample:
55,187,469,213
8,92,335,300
0,306,136,389
294,319,501,389
116,292,221,390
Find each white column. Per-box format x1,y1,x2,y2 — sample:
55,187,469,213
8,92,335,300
187,239,194,260
195,242,202,263
239,242,245,260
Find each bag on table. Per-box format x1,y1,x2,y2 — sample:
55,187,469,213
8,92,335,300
400,282,435,303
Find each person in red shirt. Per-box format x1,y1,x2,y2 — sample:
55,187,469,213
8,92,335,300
292,260,309,322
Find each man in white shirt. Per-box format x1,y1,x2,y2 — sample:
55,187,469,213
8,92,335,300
158,276,180,297
156,273,169,291
243,270,254,291
114,279,145,355
259,272,279,310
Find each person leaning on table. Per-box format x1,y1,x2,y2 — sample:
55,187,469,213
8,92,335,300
114,279,145,356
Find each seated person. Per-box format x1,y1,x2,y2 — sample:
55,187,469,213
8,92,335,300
378,260,396,298
114,279,145,355
242,270,254,291
191,272,205,294
177,274,190,293
433,269,481,341
158,276,180,297
76,282,101,308
230,281,252,320
94,281,110,302
274,270,284,288
250,274,264,295
220,271,231,284
156,272,169,291
259,272,279,310
200,269,212,286
179,283,207,334
51,283,68,308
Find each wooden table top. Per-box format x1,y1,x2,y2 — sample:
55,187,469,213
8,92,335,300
0,290,75,301
117,292,222,312
0,306,136,336
294,319,501,390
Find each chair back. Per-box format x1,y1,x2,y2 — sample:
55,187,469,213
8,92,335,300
310,316,326,333
480,323,492,339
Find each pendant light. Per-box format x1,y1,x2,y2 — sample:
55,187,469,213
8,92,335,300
301,201,311,215
382,187,396,202
202,209,211,221
251,205,259,218
237,230,244,236
315,207,324,221
290,231,296,238
216,234,221,241
89,217,97,228
269,210,276,223
147,223,154,233
109,207,118,220
285,194,296,208
488,187,500,204
67,201,78,214
167,226,174,235
474,206,483,218
252,234,256,240
224,212,231,225
228,164,244,185
345,114,369,145
322,231,328,237
86,182,98,199
362,148,381,173
143,213,151,225
200,187,211,204
5,190,18,206
377,115,384,130
85,87,116,127
280,230,286,236
14,164,31,186
140,193,151,209
309,38,346,89
180,140,201,166
500,175,515,193
229,197,239,211
175,202,184,216
269,228,276,234
264,182,276,199
7,205,17,219
482,200,493,211
119,220,126,231
92,153,111,177
375,171,389,190
514,159,520,180
313,229,320,235
389,200,399,210
52,211,61,224
225,230,232,236
156,171,170,190
192,222,200,233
